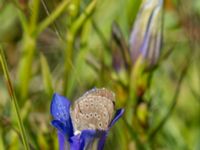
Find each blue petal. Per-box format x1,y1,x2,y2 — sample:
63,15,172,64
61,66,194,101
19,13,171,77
97,132,107,150
69,135,82,150
50,93,71,122
80,130,97,139
69,130,100,150
80,130,97,149
98,109,124,150
109,109,124,128
58,131,69,150
51,120,68,135
50,93,74,137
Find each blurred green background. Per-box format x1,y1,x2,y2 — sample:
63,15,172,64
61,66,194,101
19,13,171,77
0,0,200,149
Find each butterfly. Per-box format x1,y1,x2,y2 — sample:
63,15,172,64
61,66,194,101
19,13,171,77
70,88,115,132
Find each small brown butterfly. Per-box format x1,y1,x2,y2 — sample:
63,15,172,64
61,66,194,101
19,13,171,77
70,88,115,132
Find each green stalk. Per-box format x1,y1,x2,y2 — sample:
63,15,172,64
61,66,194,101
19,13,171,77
17,0,40,100
70,0,97,35
148,61,190,139
30,0,40,35
17,10,29,34
17,36,36,100
40,53,54,96
41,0,64,40
63,31,74,96
63,0,97,96
17,0,95,99
0,47,30,150
36,0,71,36
17,0,70,100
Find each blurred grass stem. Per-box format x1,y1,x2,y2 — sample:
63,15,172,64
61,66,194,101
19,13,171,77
40,0,64,40
0,47,30,150
30,0,40,34
17,0,71,100
17,36,36,100
63,0,97,96
37,0,70,36
149,56,192,139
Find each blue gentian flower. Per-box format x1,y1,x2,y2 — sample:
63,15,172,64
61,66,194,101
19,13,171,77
130,0,163,67
50,91,124,150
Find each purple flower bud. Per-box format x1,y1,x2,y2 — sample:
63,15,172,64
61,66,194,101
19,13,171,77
130,0,163,67
111,22,131,72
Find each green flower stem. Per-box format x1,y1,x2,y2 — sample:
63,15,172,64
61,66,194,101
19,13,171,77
63,31,74,96
63,0,97,96
36,0,71,36
17,36,36,100
70,0,97,35
17,10,29,34
17,0,40,100
41,0,64,40
0,47,30,150
30,0,40,34
17,0,70,100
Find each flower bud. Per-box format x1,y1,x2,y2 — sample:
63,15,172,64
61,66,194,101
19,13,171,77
130,0,163,67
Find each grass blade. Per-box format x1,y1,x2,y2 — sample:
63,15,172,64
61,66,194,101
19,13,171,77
37,0,70,36
0,47,30,150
